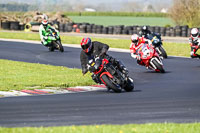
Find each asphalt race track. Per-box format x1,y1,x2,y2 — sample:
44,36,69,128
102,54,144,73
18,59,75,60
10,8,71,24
0,40,200,127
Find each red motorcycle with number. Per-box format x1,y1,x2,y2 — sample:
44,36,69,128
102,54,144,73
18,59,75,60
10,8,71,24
137,43,165,73
87,56,134,93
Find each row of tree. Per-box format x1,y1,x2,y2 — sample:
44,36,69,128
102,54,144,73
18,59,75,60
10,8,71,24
170,0,200,27
0,3,30,12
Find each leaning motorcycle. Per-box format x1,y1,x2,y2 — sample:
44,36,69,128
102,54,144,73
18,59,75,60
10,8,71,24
147,33,167,58
46,30,64,52
87,56,134,93
137,43,165,73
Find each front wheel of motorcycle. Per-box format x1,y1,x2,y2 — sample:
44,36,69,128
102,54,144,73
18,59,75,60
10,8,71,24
151,59,165,73
159,46,167,58
56,41,64,52
124,78,134,92
101,75,121,93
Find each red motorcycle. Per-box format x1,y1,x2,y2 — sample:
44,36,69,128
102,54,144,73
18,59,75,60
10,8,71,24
137,43,165,73
87,56,134,93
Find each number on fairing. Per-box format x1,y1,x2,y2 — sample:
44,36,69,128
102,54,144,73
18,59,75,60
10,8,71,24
142,47,150,56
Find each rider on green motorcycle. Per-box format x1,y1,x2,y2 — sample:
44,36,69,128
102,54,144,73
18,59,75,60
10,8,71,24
39,19,58,47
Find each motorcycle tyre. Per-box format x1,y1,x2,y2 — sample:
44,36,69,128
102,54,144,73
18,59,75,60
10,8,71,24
159,46,167,58
101,75,121,93
56,41,64,52
152,59,165,73
124,78,134,92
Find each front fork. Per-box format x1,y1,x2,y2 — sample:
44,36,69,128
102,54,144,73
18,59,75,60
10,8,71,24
155,47,162,56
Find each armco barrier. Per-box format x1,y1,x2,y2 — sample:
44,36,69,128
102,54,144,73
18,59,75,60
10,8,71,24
0,21,193,37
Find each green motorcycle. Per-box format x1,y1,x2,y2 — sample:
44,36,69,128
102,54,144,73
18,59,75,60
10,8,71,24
46,30,64,52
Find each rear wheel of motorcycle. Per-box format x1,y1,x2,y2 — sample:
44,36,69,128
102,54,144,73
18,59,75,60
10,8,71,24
152,59,165,73
124,78,134,92
56,41,64,52
101,75,121,93
159,46,167,58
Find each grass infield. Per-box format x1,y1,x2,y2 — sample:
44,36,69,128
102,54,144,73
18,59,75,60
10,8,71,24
0,59,94,91
68,16,174,26
0,123,200,133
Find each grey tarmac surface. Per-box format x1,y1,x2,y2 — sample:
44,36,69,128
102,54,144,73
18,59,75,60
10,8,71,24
0,40,200,127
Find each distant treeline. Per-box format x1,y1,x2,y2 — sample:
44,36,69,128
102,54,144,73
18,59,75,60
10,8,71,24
0,3,38,12
0,11,168,18
0,3,30,12
63,12,168,17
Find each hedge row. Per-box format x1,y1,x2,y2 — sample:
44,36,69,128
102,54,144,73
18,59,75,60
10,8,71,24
64,12,168,17
1,21,191,37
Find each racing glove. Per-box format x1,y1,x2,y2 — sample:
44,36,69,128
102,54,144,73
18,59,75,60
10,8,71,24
197,39,200,46
136,55,141,60
131,53,137,59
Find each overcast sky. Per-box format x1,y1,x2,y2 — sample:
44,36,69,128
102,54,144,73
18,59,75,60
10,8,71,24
0,0,172,5
0,0,173,12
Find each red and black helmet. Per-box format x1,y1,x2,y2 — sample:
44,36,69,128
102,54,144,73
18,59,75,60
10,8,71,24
80,37,92,53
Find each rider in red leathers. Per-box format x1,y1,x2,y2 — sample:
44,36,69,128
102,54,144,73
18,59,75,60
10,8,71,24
189,28,200,58
130,34,152,66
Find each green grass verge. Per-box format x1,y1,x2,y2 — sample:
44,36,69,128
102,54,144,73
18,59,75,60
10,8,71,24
0,31,191,57
0,123,200,133
68,16,174,26
0,59,94,91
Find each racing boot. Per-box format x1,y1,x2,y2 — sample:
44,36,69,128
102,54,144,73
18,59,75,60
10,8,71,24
109,56,129,75
116,60,129,75
191,54,200,59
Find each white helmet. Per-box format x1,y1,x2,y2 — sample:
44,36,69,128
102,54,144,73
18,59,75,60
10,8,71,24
42,20,48,29
131,34,139,45
42,20,48,25
191,28,199,38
